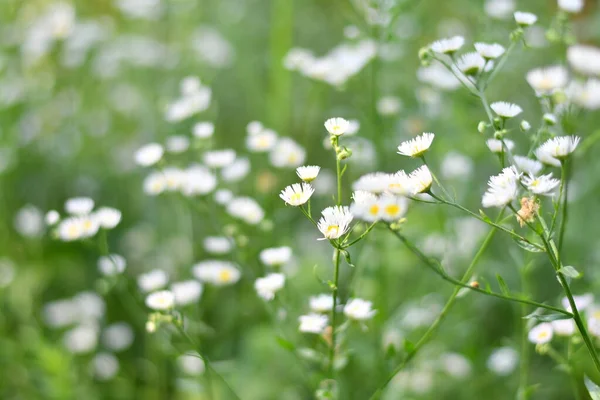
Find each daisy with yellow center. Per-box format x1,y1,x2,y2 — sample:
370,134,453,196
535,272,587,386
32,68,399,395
378,194,408,222
280,183,315,206
397,132,435,158
193,260,241,286
324,117,350,136
528,322,553,344
317,206,353,240
145,290,175,311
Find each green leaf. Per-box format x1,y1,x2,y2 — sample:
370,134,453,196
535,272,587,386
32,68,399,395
275,336,296,352
342,250,355,268
558,265,581,279
523,312,571,322
479,209,491,223
585,376,600,400
513,237,545,253
496,274,510,295
403,339,415,354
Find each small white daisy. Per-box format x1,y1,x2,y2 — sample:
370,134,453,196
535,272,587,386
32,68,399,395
65,197,94,215
246,121,263,136
397,132,435,158
309,294,334,313
97,254,126,276
567,45,600,76
378,194,408,222
535,136,580,163
145,290,175,310
520,120,532,131
138,269,169,292
296,165,321,182
192,122,214,139
486,139,515,153
474,42,506,59
487,347,519,376
526,66,569,95
528,322,553,344
171,280,203,306
456,52,486,76
221,157,250,183
490,101,523,118
45,210,60,225
259,246,292,267
551,319,576,336
166,135,190,153
203,149,236,168
143,171,167,196
324,117,350,136
317,206,353,240
513,155,543,175
408,165,433,194
562,293,594,312
246,129,278,152
558,0,584,13
344,298,376,320
352,172,390,194
226,197,265,225
481,166,520,208
514,11,538,26
203,236,233,255
57,217,84,241
134,143,164,167
522,173,560,195
254,273,285,301
269,138,306,168
350,190,381,222
280,183,315,206
430,36,465,55
192,260,241,286
181,166,217,196
94,207,122,229
299,314,328,334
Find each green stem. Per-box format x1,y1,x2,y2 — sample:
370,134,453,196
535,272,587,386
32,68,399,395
328,248,342,379
558,160,570,252
343,221,378,248
517,264,531,400
336,156,342,206
484,41,517,89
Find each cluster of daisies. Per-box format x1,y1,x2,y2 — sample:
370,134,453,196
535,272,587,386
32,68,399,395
244,120,306,168
528,294,600,345
299,297,376,334
43,291,134,380
46,197,121,242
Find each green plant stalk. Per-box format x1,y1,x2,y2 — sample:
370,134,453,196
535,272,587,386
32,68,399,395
517,264,531,400
369,214,500,400
557,160,570,252
336,155,342,206
328,248,342,379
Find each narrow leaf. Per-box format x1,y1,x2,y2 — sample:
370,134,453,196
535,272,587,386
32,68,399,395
496,274,510,295
558,265,581,279
586,376,600,400
275,336,296,352
523,312,571,322
513,237,545,253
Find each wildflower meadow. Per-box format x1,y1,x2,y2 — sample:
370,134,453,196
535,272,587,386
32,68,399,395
4,0,600,399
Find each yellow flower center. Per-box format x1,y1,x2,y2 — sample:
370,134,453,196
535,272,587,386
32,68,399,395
326,225,339,236
369,205,380,216
67,225,79,237
218,269,232,282
290,193,303,203
385,204,400,216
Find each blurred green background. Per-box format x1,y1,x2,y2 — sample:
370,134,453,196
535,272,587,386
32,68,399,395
2,0,600,399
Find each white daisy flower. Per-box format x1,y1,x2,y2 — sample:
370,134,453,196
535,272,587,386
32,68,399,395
520,120,532,131
567,45,600,76
45,210,60,225
456,52,486,76
485,0,515,19
246,121,263,136
254,273,285,301
192,122,214,139
145,290,175,310
162,167,185,191
171,280,203,306
346,119,360,135
353,172,390,194
134,143,164,167
193,260,241,286
269,138,306,168
430,36,465,55
180,76,201,95
526,66,569,95
377,96,403,116
486,139,515,153
378,194,408,222
481,166,520,208
279,183,315,206
522,173,560,195
259,246,292,267
385,171,413,196
551,319,576,336
317,206,353,240
324,117,350,136
203,149,236,168
143,171,167,196
474,42,505,59
558,0,584,13
296,165,321,182
102,323,134,352
94,207,121,229
97,254,126,276
397,132,435,158
138,269,169,292
65,197,94,215
181,165,217,196
513,155,543,175
246,129,278,152
409,165,433,194
310,294,334,313
226,197,264,225
221,157,250,182
203,236,233,255
57,217,84,241
528,322,553,344
344,298,376,320
91,352,119,381
514,11,538,26
535,136,580,163
178,353,205,375
543,113,558,126
299,313,328,334
214,189,233,205
350,190,381,222
568,79,600,110
490,101,523,118
63,324,98,354
487,347,519,376
166,135,190,153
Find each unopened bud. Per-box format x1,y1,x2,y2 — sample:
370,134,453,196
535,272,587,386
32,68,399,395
146,321,156,333
337,147,352,160
543,113,557,125
477,121,487,133
520,120,531,132
418,47,433,66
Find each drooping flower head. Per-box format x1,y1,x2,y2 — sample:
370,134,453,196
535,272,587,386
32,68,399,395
397,132,435,158
430,36,465,55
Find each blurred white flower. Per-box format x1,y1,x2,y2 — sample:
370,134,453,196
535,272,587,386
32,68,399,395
344,298,376,320
377,96,403,116
441,352,472,379
260,246,292,267
193,260,241,286
456,52,486,76
203,149,236,168
567,45,600,76
484,0,515,19
513,156,543,176
528,322,553,344
350,190,381,222
486,139,515,153
535,136,580,164
474,43,505,59
135,143,164,167
490,102,522,118
430,36,465,54
91,352,119,381
143,171,167,195
102,322,134,352
138,269,169,292
397,132,435,158
551,319,576,336
487,347,519,375
178,353,205,375
526,66,568,95
65,197,95,215
482,166,520,208
64,324,98,354
0,258,15,288
379,194,408,222
514,11,537,26
181,165,217,196
310,294,334,313
116,0,163,20
14,205,44,238
203,236,233,254
562,293,594,312
226,197,264,225
441,152,474,180
409,165,433,194
324,117,350,136
246,129,278,152
191,27,235,68
558,0,584,13
522,173,560,195
269,138,306,168
193,122,215,139
254,273,285,301
98,254,127,276
146,290,175,310
280,183,315,206
296,165,321,182
171,280,203,306
94,207,122,229
45,210,61,226
214,189,233,205
221,158,250,182
166,135,190,153
299,314,328,334
568,79,600,110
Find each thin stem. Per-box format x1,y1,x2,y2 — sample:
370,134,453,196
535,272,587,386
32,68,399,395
517,264,531,400
478,89,495,125
343,221,378,248
557,160,570,252
328,248,342,379
336,156,342,206
484,41,517,89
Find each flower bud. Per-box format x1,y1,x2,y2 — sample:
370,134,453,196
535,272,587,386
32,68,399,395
337,147,352,160
477,121,487,133
520,120,531,132
543,113,557,125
